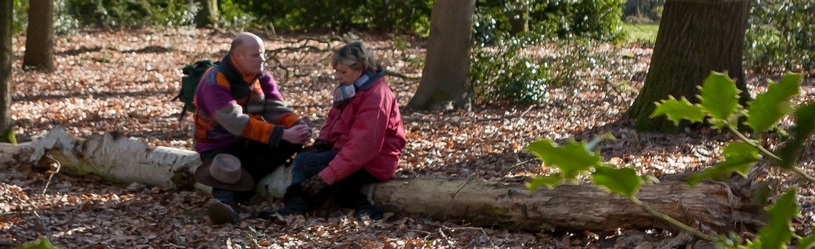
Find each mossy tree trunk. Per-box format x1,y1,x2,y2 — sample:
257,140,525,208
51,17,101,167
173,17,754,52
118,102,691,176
627,0,751,132
407,0,475,111
195,0,219,28
23,0,55,72
0,0,14,144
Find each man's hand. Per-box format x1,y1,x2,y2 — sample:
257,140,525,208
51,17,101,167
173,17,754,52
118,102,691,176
281,123,311,144
302,175,328,196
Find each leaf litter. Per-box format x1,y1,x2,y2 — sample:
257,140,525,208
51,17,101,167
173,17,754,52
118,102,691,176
2,28,814,248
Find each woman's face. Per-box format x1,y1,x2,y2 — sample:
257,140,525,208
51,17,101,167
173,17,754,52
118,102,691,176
333,63,363,85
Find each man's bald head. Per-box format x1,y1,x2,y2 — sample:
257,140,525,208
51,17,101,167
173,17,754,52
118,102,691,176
230,32,263,54
229,32,266,75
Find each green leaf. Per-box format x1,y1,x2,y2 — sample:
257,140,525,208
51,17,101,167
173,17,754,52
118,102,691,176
591,166,643,197
527,175,563,191
699,71,741,120
754,189,798,249
747,73,802,132
14,238,57,249
776,102,815,169
651,96,705,125
798,229,815,249
527,139,603,180
688,142,759,186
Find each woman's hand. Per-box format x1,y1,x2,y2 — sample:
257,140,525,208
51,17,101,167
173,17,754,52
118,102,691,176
302,175,328,195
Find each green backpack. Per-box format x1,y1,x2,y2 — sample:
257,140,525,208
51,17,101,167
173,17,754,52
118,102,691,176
173,60,221,120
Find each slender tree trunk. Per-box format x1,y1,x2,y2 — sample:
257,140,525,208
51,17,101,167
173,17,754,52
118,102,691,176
0,0,14,143
407,0,475,111
508,6,529,35
195,0,219,28
627,0,751,132
624,0,640,17
23,0,55,72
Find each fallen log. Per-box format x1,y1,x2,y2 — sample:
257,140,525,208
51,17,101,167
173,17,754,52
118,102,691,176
21,126,203,190
371,177,762,232
7,127,762,233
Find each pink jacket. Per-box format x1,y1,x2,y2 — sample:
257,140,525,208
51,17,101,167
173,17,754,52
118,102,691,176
317,75,406,185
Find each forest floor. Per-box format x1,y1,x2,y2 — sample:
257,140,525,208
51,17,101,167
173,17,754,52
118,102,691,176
2,29,814,248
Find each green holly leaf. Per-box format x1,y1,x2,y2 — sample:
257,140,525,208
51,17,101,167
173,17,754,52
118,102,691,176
591,166,643,197
15,238,57,249
754,189,798,249
747,73,802,133
527,175,563,192
651,96,705,125
776,102,815,169
688,141,759,186
699,71,741,121
527,139,603,180
798,229,815,249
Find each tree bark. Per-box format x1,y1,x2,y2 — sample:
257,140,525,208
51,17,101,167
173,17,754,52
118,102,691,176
372,177,761,233
407,0,475,111
23,0,55,72
195,0,219,28
0,0,14,143
627,0,751,132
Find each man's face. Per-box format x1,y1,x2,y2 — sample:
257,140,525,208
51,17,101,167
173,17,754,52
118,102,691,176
236,41,265,75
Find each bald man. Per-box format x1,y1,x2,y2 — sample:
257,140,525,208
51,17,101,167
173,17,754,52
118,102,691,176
192,32,311,225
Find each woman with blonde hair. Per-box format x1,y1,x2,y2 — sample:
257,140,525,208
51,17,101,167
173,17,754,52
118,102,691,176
261,41,406,220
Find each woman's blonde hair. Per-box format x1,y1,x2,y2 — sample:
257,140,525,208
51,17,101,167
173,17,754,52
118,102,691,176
331,41,377,72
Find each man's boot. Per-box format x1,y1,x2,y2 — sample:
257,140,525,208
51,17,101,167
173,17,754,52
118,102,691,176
206,199,239,225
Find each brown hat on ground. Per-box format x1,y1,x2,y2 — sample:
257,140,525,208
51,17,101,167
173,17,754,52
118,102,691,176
194,154,254,191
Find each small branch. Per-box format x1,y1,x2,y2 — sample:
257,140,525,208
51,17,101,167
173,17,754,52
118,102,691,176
450,176,477,204
442,225,496,247
500,159,535,176
629,196,716,241
791,167,815,183
726,124,781,161
384,69,421,80
726,124,815,182
42,154,62,195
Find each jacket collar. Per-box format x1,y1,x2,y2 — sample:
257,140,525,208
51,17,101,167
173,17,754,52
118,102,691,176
220,54,263,85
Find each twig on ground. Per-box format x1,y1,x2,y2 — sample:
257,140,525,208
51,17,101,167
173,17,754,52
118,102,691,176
42,154,61,195
442,225,496,247
385,69,421,80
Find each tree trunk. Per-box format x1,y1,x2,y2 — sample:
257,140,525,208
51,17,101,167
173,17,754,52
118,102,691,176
195,0,219,28
624,0,637,17
372,177,761,233
508,6,529,35
0,0,14,143
627,0,751,132
23,0,55,72
407,0,475,111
